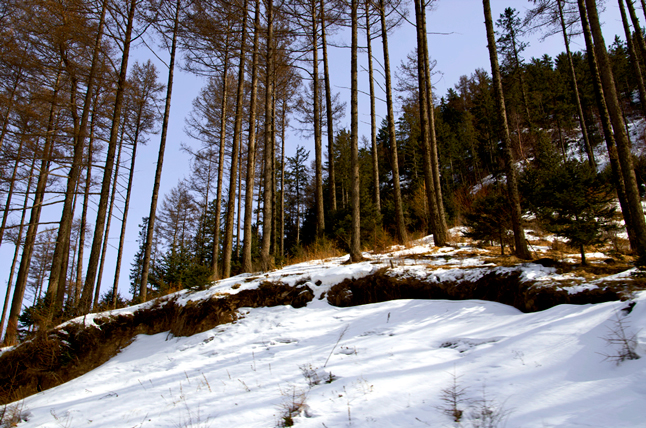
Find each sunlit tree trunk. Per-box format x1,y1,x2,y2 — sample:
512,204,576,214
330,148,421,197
556,0,595,168
366,1,380,214
584,0,646,263
482,0,531,260
242,0,261,273
320,0,336,212
140,0,180,300
414,0,442,246
223,0,250,278
350,0,362,262
261,0,275,270
379,0,406,243
4,66,62,345
82,0,137,312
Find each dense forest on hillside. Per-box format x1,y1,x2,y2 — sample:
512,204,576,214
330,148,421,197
1,0,646,346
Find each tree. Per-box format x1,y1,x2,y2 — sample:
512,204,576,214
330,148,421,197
140,0,182,301
529,161,618,265
413,0,444,246
112,60,163,308
349,0,362,262
284,146,310,246
482,0,532,260
378,0,407,244
582,0,646,264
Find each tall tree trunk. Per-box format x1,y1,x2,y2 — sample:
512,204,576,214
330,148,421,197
0,66,23,151
47,0,108,313
3,66,62,345
366,1,381,215
93,124,125,308
627,0,646,74
75,109,96,307
0,154,36,342
311,1,325,238
139,0,180,300
584,0,646,263
420,1,448,241
210,35,231,280
482,0,531,260
619,0,646,118
261,0,275,270
280,101,286,258
350,0,362,262
577,0,635,248
242,0,260,273
379,0,407,244
557,0,595,168
414,0,443,246
112,125,140,308
81,0,136,312
320,0,336,212
222,0,250,278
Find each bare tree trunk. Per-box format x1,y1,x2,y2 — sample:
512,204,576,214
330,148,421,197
627,0,646,73
112,126,139,308
75,109,96,307
210,37,231,280
237,136,243,259
414,0,442,246
139,0,180,300
379,0,407,244
280,102,286,258
0,154,36,342
261,0,275,270
576,0,634,248
47,0,108,312
3,66,62,345
320,0,336,212
223,0,250,278
242,0,261,273
420,1,448,240
557,0,595,168
619,0,646,118
311,1,325,238
93,125,125,308
366,1,381,214
584,0,646,263
482,0,531,260
81,0,136,312
350,0,362,262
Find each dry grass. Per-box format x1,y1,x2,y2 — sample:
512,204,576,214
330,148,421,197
326,267,641,313
286,239,344,265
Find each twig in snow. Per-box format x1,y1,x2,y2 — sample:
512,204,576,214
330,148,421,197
324,325,349,368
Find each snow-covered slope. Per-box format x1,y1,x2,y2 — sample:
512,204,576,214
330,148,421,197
5,237,646,428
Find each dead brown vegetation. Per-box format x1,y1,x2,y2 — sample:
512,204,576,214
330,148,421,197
327,265,644,313
0,281,314,405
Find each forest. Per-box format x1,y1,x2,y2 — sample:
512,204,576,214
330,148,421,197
1,0,646,347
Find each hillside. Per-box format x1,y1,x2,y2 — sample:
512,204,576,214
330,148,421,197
1,232,646,428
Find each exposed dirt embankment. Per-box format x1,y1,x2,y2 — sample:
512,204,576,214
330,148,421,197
0,282,314,405
326,266,641,312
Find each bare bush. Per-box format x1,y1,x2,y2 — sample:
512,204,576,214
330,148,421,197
601,311,640,364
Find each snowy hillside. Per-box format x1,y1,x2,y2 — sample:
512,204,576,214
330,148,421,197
2,234,646,428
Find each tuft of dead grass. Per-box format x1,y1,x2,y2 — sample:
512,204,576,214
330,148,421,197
286,239,344,265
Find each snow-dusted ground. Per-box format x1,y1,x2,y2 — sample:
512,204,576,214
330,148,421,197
5,234,646,428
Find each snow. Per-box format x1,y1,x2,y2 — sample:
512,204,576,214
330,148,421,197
5,234,646,427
